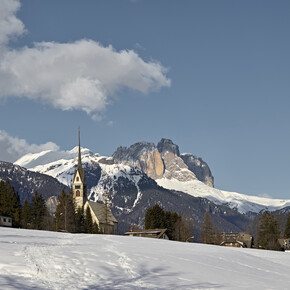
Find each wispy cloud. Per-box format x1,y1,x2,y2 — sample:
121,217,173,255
0,0,170,120
0,130,59,163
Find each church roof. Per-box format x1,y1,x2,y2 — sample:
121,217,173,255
87,201,118,225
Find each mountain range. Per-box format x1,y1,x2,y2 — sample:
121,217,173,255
3,138,287,234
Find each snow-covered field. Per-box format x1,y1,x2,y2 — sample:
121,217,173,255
1,228,289,289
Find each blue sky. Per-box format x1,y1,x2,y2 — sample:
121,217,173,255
0,0,290,199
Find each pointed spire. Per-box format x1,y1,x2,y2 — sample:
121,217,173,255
78,127,82,169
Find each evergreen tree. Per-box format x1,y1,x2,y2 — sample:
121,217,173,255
75,206,85,233
21,199,31,229
213,227,222,245
144,203,165,229
171,215,192,242
55,190,75,232
200,212,215,244
30,191,47,230
144,204,192,241
284,213,290,238
257,211,281,250
85,206,93,233
92,222,99,234
0,180,21,227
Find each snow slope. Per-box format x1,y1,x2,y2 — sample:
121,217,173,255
156,176,290,214
1,228,290,289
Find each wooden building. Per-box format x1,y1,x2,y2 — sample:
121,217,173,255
124,229,169,240
0,216,12,227
278,238,290,251
220,232,253,248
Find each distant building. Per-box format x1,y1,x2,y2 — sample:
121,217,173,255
0,216,12,227
124,229,169,240
220,232,253,248
72,130,118,235
278,238,290,251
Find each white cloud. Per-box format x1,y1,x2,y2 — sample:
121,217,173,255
0,130,59,162
0,0,25,48
0,0,171,119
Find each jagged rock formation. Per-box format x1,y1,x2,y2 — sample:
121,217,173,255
157,138,180,156
112,142,164,179
181,153,214,187
157,138,197,182
113,138,214,186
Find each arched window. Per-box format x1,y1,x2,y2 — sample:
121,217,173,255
76,190,80,197
76,177,79,181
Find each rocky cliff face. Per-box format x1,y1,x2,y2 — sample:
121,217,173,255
181,153,214,187
157,139,197,182
113,138,214,186
112,142,164,179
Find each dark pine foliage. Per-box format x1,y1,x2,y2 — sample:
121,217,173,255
0,180,21,227
144,203,192,241
30,191,47,230
284,213,290,239
21,199,31,228
55,190,76,232
85,206,93,233
200,212,222,245
257,211,281,251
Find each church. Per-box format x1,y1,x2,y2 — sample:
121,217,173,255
72,131,118,235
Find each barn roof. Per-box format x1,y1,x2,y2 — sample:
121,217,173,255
124,229,168,239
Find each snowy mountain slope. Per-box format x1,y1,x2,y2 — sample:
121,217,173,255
0,161,69,203
14,148,251,234
1,227,290,289
15,145,290,215
156,177,290,214
16,148,145,207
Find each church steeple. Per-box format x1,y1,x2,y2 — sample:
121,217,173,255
72,129,87,209
78,128,82,170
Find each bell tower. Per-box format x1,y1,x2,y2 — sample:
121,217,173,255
72,129,87,209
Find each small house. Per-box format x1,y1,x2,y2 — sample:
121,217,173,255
220,232,253,248
124,229,169,240
278,238,290,251
0,216,12,227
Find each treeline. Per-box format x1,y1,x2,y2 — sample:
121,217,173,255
144,204,290,250
200,210,290,251
0,179,57,230
0,180,99,234
144,203,193,242
249,210,290,251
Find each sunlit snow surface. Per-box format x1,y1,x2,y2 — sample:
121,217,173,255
1,228,290,289
156,178,290,214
